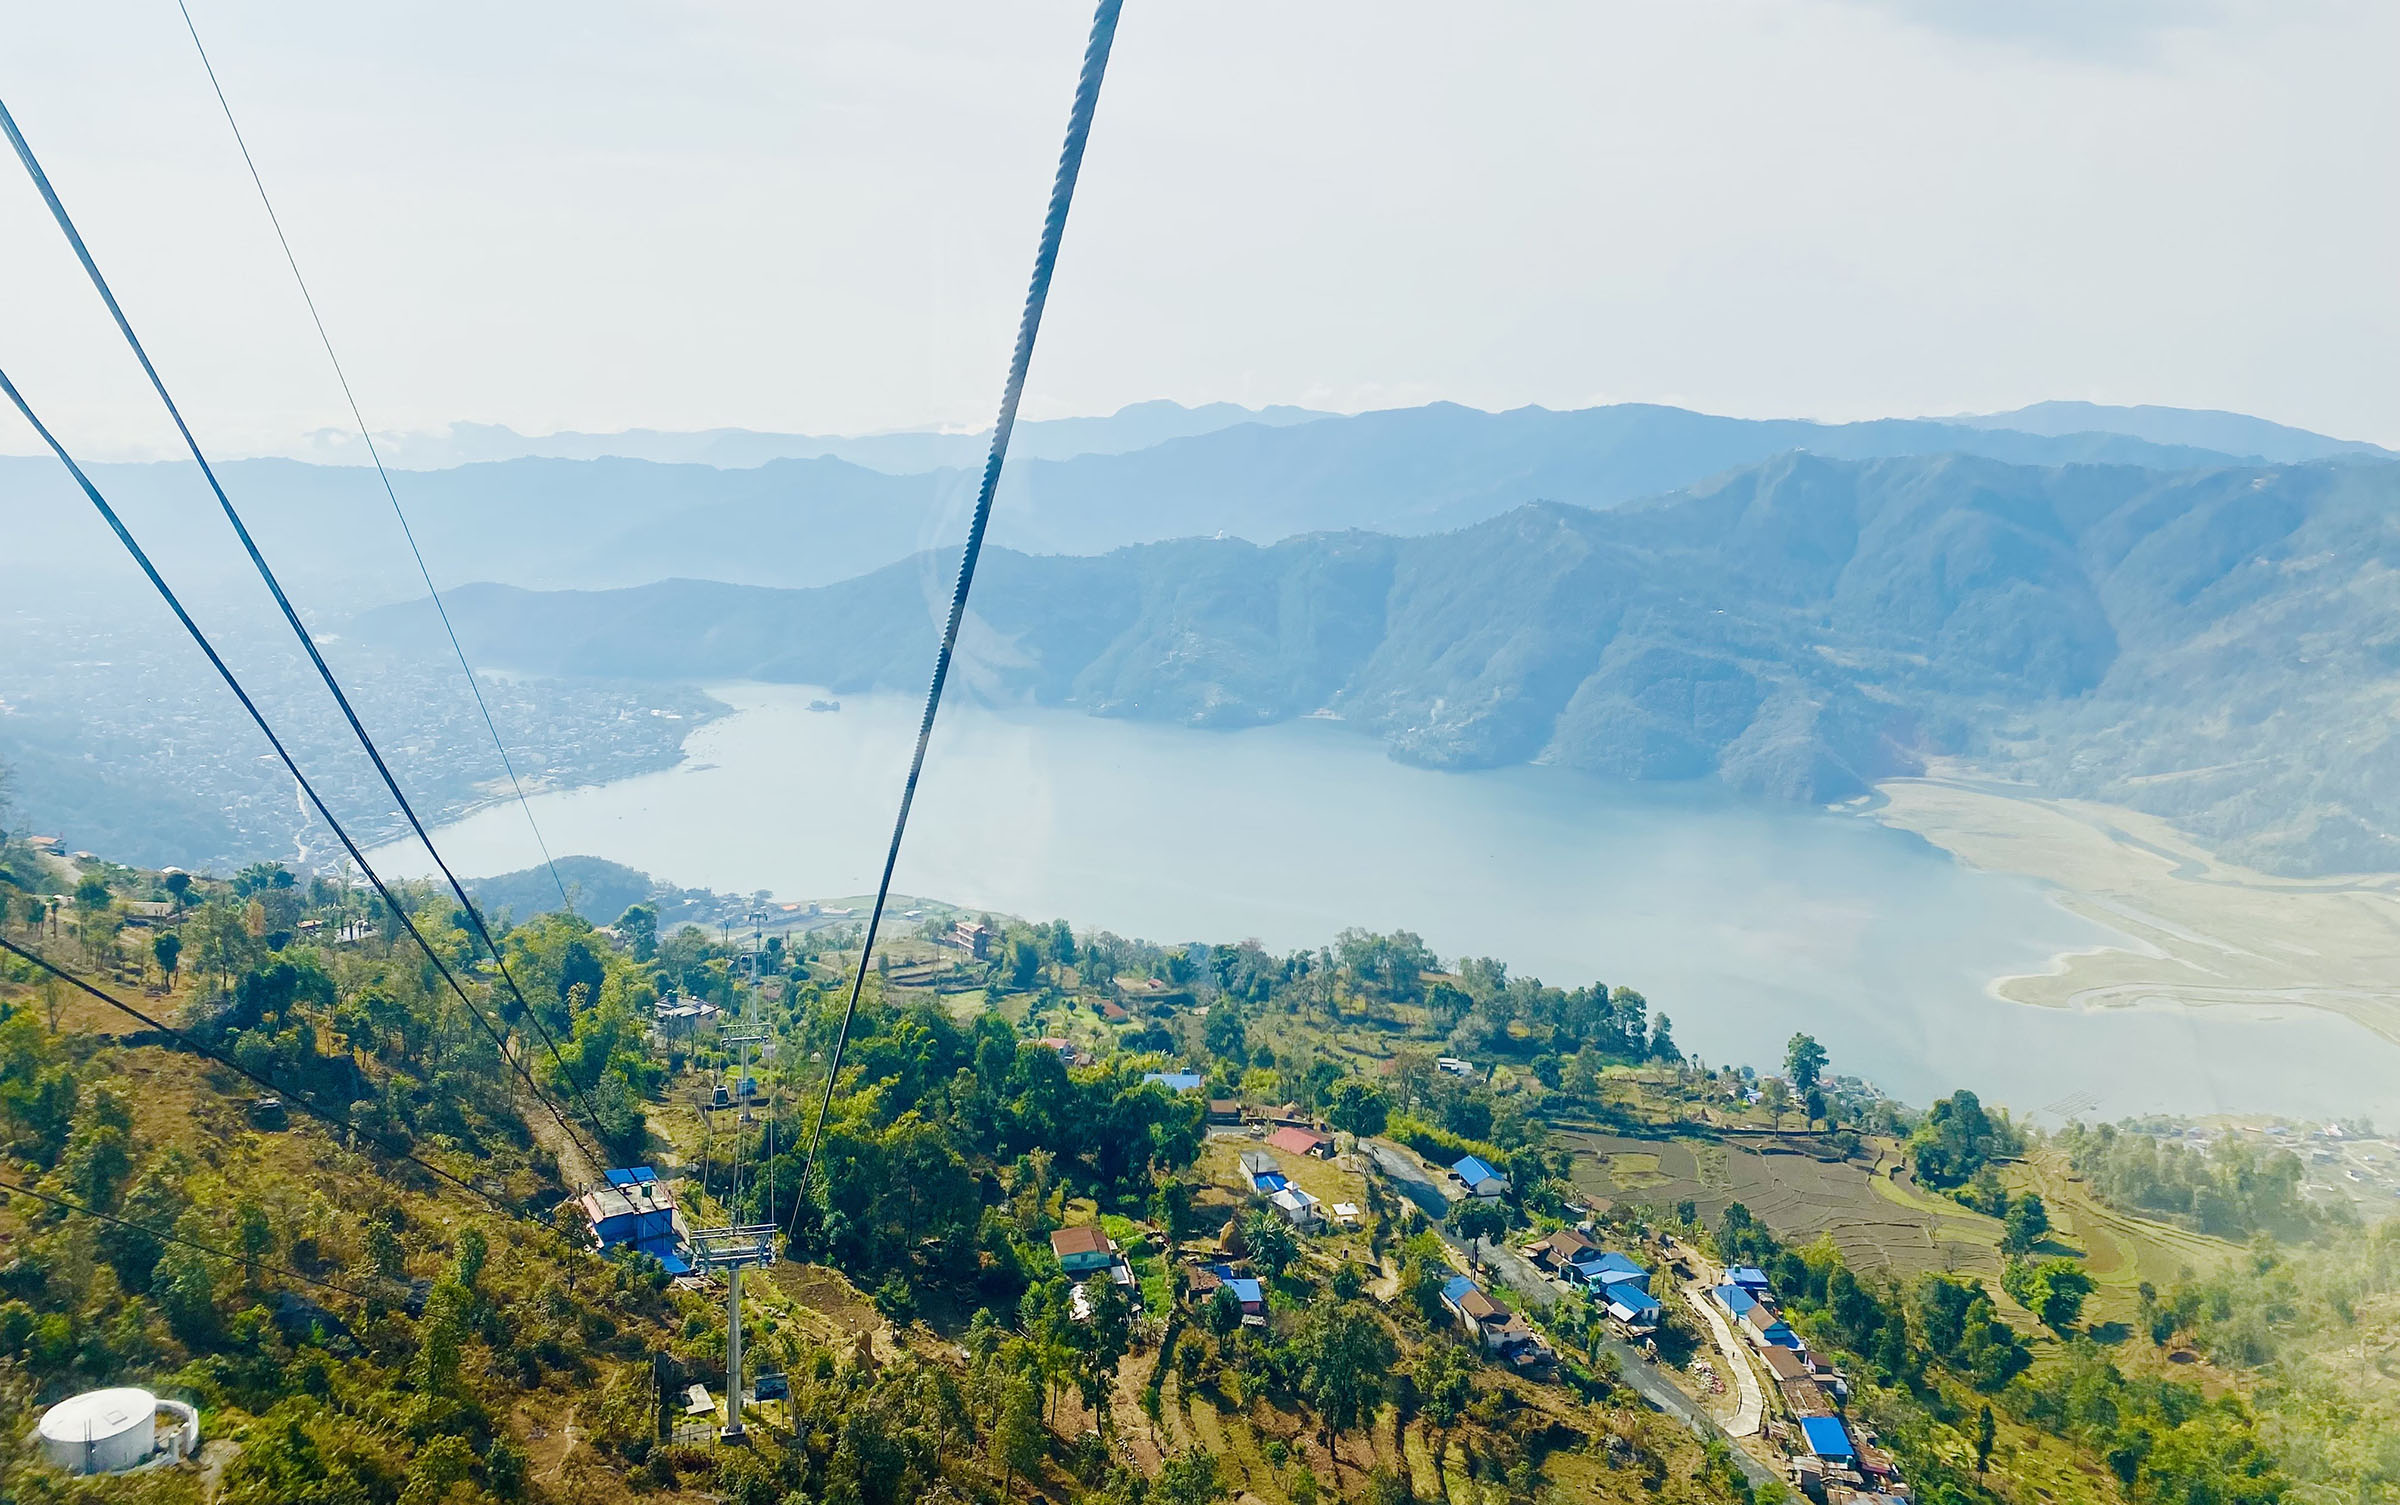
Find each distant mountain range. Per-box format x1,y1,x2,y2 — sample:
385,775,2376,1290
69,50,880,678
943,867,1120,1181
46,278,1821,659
4,399,2347,607
360,451,2400,877
289,399,1334,472
1953,402,2395,465
16,394,2397,876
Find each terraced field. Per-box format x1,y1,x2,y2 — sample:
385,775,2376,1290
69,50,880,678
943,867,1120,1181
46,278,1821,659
1557,1131,2006,1282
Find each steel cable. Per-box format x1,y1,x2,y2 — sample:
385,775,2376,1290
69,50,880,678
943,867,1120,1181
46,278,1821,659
173,0,578,918
0,365,605,1177
792,0,1124,1236
0,96,616,1158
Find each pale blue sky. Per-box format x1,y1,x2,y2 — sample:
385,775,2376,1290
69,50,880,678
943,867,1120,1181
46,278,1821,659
1,0,2393,456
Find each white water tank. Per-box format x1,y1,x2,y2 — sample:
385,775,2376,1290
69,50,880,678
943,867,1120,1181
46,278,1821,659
37,1388,179,1475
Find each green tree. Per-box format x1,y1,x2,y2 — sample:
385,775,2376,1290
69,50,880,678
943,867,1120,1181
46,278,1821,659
1245,1209,1299,1280
992,1372,1045,1493
1784,1033,1828,1093
1072,1274,1134,1427
1154,1452,1224,1505
1325,1078,1389,1137
1910,1089,2009,1189
2001,1193,2051,1256
1446,1196,1507,1261
1760,1076,1791,1132
1203,1002,1247,1065
399,1434,475,1505
151,930,181,983
1413,1338,1479,1430
1298,1303,1397,1458
2002,1257,2094,1333
1974,1404,1996,1475
615,902,658,962
236,1201,276,1289
153,1220,220,1346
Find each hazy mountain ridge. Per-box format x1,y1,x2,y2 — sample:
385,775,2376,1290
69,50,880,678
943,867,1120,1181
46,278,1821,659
1955,401,2396,464
290,398,1335,472
362,452,2400,874
0,401,2271,608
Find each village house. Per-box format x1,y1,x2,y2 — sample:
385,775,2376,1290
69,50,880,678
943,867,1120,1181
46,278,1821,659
1742,1301,1803,1352
1760,1344,1811,1386
1036,1037,1092,1067
1577,1249,1650,1295
1267,1185,1323,1229
651,995,720,1040
1239,1150,1288,1196
1265,1124,1333,1159
1604,1283,1663,1331
1189,1262,1266,1318
1441,1275,1513,1344
1206,1099,1243,1126
1451,1155,1508,1200
949,919,992,959
1522,1228,1602,1274
1049,1225,1120,1276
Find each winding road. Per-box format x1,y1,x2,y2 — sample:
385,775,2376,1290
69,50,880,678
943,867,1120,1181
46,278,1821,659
1364,1140,1773,1486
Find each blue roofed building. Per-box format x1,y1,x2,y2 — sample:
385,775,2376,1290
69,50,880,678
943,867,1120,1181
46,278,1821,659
580,1168,689,1274
1715,1283,1760,1319
1451,1156,1508,1199
1579,1251,1649,1292
1727,1265,1771,1293
1240,1150,1289,1196
1441,1275,1514,1343
1742,1302,1802,1351
1604,1283,1663,1331
1800,1415,1855,1463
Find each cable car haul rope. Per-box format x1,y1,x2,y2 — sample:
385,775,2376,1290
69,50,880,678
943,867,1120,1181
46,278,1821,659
793,0,1124,1233
0,0,1124,1297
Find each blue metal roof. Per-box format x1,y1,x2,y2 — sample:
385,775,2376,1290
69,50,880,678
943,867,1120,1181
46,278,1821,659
1611,1285,1663,1313
1253,1172,1290,1194
1453,1155,1501,1184
606,1167,658,1187
1584,1251,1645,1278
1224,1278,1263,1304
1444,1275,1480,1305
1728,1265,1770,1288
1716,1284,1759,1316
1801,1416,1854,1459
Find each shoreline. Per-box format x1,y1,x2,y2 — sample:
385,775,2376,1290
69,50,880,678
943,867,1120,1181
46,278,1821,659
1870,770,2400,1051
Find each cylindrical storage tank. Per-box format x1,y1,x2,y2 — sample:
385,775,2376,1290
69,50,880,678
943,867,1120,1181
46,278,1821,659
37,1388,157,1475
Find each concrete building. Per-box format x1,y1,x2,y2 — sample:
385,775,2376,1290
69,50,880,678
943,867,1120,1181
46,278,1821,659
1050,1225,1120,1276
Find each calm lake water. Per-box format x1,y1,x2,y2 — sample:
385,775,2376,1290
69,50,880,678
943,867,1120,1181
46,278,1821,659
375,682,2400,1126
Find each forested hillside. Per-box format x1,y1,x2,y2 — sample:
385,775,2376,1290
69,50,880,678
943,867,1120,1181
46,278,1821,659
0,833,2366,1505
382,452,2400,874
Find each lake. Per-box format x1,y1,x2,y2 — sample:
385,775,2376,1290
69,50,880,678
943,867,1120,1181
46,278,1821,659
374,682,2400,1126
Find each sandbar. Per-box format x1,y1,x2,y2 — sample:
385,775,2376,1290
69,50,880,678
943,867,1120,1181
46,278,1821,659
1870,768,2400,1050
